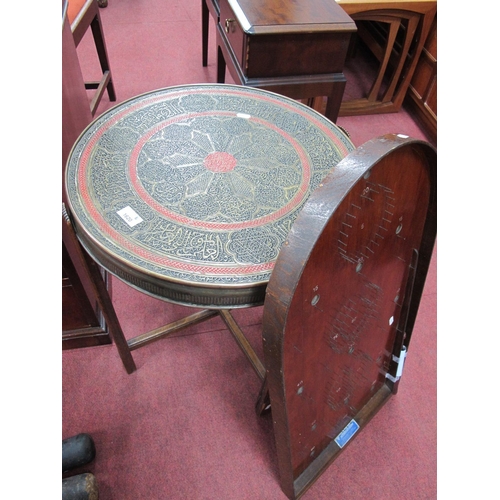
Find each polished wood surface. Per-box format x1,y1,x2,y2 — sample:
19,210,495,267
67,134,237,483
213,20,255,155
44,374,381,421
216,0,356,122
337,0,436,15
219,0,354,76
225,0,355,33
263,135,437,499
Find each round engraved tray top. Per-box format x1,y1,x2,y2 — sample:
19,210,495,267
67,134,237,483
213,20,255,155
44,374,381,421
65,84,354,308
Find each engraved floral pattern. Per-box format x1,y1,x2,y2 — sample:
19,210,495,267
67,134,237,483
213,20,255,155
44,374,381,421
66,85,354,288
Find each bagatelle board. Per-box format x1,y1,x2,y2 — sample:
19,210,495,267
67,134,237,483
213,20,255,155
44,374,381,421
262,135,436,499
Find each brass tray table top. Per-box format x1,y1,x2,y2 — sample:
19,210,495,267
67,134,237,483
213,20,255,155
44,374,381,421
65,84,354,308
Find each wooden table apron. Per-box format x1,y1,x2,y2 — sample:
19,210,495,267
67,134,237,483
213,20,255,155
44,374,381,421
64,84,354,309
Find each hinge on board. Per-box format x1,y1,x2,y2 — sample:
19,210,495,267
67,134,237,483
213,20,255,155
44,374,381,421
385,346,407,383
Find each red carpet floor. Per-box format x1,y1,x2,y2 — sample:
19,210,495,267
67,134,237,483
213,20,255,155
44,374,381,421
63,1,437,498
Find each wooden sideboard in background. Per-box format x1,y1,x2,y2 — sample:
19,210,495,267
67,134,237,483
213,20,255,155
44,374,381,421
405,12,437,143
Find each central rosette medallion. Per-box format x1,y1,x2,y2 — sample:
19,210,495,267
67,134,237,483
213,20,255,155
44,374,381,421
134,113,311,229
204,151,237,173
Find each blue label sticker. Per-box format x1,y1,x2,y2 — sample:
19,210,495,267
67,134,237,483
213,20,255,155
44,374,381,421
334,419,360,448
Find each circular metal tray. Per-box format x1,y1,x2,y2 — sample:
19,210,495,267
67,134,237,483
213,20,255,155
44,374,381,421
65,84,354,307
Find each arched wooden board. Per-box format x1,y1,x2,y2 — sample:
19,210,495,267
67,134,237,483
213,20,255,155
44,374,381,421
262,135,437,499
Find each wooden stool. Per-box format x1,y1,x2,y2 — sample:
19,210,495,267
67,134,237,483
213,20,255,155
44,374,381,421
67,0,116,116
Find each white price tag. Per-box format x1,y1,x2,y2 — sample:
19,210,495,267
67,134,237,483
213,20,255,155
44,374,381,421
117,206,143,227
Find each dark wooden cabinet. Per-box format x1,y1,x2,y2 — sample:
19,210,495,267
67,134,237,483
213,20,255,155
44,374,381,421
405,12,437,142
218,0,353,78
